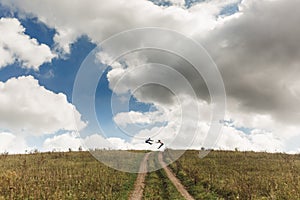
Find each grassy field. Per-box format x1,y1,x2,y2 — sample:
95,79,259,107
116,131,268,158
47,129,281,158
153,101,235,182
0,151,136,200
1,150,300,199
165,149,300,200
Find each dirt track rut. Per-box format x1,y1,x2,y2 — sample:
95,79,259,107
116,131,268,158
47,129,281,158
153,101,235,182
158,152,195,200
129,153,150,200
129,152,194,200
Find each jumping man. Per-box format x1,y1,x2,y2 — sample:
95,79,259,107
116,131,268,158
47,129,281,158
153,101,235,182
145,138,153,145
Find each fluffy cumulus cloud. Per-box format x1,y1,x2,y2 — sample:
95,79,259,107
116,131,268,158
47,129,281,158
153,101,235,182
1,0,300,152
168,0,185,7
0,132,29,153
0,0,239,53
43,132,83,152
100,46,289,152
216,126,283,152
0,18,55,70
42,132,134,151
204,0,300,124
104,0,300,152
113,110,167,127
0,76,86,136
200,0,300,152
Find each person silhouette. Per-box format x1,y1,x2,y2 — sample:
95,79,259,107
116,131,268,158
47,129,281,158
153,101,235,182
145,138,153,145
157,140,164,149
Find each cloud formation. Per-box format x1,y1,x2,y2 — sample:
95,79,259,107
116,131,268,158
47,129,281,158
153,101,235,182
113,110,167,128
204,0,300,125
42,132,134,152
0,18,55,69
0,76,86,136
43,132,83,152
0,132,29,153
103,0,300,152
1,0,300,152
0,0,239,53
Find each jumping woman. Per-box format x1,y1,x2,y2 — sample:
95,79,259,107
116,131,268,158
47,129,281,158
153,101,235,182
157,140,164,149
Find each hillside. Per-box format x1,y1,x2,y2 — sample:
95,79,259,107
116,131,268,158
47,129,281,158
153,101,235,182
165,150,300,199
0,150,299,199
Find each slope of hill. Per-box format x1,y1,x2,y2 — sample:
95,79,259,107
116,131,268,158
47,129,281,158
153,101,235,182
1,150,300,199
165,149,300,200
0,151,136,199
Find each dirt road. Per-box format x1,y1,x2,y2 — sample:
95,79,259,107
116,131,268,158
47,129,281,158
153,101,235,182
129,153,150,200
129,152,194,200
158,152,195,200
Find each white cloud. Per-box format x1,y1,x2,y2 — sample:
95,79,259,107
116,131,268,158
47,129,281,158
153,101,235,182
126,98,210,149
0,0,239,53
43,132,82,152
0,17,56,70
39,123,286,153
113,110,166,127
0,132,29,153
168,0,185,7
96,51,123,69
1,0,300,153
215,126,283,152
203,0,300,124
83,134,113,149
107,137,133,150
114,94,296,153
103,0,300,152
0,76,86,136
42,133,134,151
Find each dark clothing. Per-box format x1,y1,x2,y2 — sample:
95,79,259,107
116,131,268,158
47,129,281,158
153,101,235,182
145,138,153,145
157,140,164,149
158,143,164,149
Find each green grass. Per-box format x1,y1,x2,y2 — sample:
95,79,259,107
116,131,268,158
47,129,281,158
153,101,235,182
165,150,300,200
1,150,300,200
0,151,137,200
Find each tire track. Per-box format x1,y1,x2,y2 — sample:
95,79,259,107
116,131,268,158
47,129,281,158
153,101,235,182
129,153,150,200
158,152,195,200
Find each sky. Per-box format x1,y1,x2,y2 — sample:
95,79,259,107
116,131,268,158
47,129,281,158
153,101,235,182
0,0,300,154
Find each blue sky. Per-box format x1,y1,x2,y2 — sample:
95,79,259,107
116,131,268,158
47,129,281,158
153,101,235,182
0,0,299,153
0,4,155,150
0,17,89,148
0,14,131,144
0,0,240,102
